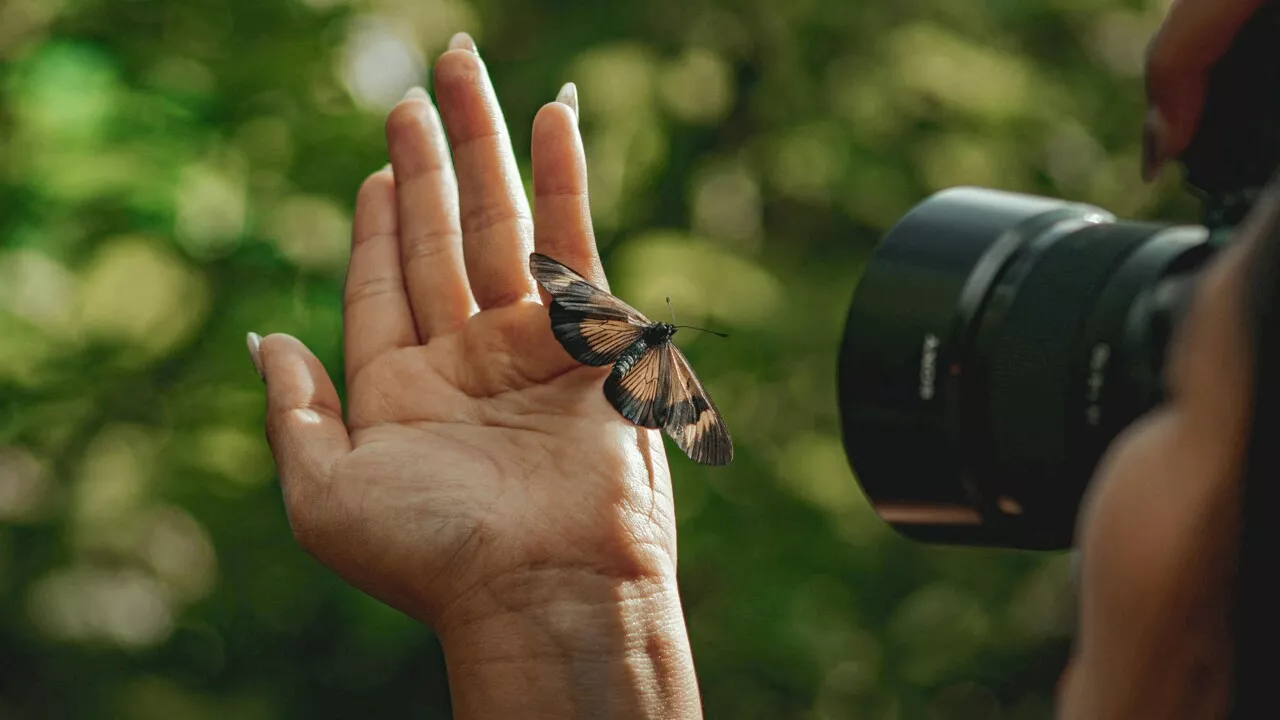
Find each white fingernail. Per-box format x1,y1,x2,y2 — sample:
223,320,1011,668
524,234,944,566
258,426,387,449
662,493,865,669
556,82,578,124
246,332,264,381
403,86,429,102
449,32,478,54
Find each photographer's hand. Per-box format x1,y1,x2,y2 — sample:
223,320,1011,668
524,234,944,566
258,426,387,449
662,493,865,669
250,34,700,720
1143,0,1269,180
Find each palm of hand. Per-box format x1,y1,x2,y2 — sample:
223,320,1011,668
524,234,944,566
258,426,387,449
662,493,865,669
317,301,675,624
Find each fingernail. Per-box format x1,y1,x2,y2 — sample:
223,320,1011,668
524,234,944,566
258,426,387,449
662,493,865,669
556,81,579,124
1141,106,1169,183
403,86,428,102
246,332,265,381
449,32,477,54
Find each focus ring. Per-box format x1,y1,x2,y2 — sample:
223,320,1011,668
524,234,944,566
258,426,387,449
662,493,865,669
975,221,1159,510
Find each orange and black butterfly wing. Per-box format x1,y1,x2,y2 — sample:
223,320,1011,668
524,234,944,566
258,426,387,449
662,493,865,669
658,344,733,465
604,345,664,429
529,253,652,366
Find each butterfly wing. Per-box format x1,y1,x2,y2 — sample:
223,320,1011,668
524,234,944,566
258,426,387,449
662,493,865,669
604,345,664,429
529,253,653,366
658,344,733,465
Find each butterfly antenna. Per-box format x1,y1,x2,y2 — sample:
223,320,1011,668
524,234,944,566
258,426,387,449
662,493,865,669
674,324,730,338
666,297,727,337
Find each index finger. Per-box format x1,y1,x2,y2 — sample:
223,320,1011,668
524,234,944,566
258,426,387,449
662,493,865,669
1145,0,1268,175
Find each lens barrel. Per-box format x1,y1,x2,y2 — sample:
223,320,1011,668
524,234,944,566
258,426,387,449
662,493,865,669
838,187,1213,549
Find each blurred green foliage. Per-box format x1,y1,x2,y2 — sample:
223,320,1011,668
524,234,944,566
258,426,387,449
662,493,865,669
0,0,1202,717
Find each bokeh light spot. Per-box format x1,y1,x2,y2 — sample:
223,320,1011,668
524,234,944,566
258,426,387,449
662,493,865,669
175,161,248,259
194,426,274,486
889,23,1031,121
659,48,734,124
265,194,352,271
73,425,160,530
29,566,174,648
0,248,80,339
691,160,763,252
10,41,121,145
78,237,211,357
340,16,425,112
142,505,218,603
0,446,53,522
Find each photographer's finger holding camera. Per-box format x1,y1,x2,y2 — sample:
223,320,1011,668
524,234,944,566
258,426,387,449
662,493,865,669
1143,0,1268,180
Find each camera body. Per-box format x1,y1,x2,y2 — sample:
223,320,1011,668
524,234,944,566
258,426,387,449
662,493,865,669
838,3,1280,550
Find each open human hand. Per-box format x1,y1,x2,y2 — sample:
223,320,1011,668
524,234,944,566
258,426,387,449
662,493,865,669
249,34,685,671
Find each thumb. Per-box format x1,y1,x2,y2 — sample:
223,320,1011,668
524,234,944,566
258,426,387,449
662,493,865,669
248,332,352,515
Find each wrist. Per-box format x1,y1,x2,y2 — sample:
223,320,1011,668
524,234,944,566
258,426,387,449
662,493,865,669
436,568,702,720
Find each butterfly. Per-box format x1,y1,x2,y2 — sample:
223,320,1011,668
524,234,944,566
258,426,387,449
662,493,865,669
529,252,734,466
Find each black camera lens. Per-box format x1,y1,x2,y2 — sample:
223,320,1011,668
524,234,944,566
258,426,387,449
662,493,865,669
838,187,1214,550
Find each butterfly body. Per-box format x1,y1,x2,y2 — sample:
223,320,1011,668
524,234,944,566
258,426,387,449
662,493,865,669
610,323,676,378
529,253,733,466
610,340,654,382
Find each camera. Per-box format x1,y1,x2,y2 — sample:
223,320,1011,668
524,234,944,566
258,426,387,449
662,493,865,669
837,3,1280,550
